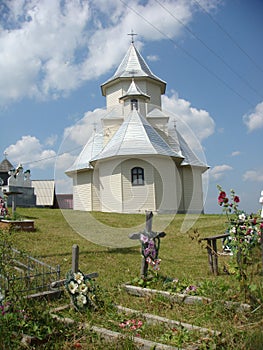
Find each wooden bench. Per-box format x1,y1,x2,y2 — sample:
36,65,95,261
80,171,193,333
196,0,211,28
200,233,230,275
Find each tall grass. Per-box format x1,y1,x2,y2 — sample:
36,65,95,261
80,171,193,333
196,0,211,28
3,208,263,349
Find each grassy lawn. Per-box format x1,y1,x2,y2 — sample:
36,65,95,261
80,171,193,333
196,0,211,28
1,207,263,349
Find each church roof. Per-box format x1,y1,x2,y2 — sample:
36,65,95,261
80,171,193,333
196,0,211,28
119,79,150,101
90,109,183,163
174,130,208,169
101,43,166,95
0,157,13,172
65,131,104,174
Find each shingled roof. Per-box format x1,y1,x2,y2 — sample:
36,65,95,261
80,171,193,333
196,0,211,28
101,43,166,95
65,131,104,174
0,158,13,172
91,109,183,163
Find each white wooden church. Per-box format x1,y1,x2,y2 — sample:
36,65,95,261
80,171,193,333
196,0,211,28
66,40,208,214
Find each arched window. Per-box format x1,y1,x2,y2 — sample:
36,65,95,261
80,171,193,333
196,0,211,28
131,167,144,186
131,99,138,110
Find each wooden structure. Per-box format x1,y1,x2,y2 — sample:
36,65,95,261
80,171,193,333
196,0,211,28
200,233,230,275
129,211,166,278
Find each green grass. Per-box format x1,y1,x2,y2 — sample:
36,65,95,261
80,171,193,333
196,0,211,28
2,208,263,349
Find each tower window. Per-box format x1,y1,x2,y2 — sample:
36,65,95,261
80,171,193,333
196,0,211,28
131,167,144,186
131,99,138,110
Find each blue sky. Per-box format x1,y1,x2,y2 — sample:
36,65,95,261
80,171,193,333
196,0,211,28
0,0,262,214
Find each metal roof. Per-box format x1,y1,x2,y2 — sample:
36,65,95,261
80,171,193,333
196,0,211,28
65,131,104,174
0,158,13,172
119,79,150,101
101,43,166,95
174,131,208,169
91,109,183,163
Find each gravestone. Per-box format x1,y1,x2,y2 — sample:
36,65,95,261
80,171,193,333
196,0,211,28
2,163,36,207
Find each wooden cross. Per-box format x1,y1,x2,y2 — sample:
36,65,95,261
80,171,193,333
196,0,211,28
129,211,166,278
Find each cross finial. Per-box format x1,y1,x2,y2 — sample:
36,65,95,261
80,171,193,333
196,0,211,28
128,30,137,44
92,122,97,132
4,151,8,159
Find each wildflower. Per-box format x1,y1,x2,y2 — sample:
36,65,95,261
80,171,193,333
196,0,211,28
239,213,246,221
234,196,240,203
185,285,197,294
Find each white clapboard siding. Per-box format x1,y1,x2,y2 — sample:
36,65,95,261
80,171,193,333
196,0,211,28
92,167,101,211
181,167,204,213
121,158,155,213
99,160,122,212
146,82,162,110
73,172,92,211
149,156,178,213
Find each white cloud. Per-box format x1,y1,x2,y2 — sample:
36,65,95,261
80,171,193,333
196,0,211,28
147,55,159,62
210,164,233,180
63,108,107,146
0,0,219,106
243,101,263,132
45,134,58,147
4,135,56,169
231,151,241,157
162,92,216,143
243,169,263,182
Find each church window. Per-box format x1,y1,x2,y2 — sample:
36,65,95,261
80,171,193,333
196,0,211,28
131,167,144,186
131,99,138,110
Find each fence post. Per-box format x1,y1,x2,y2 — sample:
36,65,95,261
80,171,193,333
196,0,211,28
72,244,79,273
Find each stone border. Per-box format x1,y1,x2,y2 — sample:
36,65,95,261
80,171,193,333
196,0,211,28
49,304,212,350
116,305,221,336
0,219,35,231
123,284,251,312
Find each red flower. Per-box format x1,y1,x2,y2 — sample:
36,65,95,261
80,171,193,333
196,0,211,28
234,196,240,203
219,191,226,199
218,191,229,206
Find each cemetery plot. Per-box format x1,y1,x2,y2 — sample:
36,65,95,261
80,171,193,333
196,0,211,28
0,247,61,299
50,303,221,350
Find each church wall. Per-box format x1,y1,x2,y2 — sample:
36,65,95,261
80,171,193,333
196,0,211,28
103,118,123,146
73,172,92,211
92,167,101,211
146,82,162,111
106,82,130,108
148,156,180,213
181,167,204,213
121,158,155,213
98,159,122,212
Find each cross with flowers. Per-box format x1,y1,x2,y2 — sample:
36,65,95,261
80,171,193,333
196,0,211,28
129,211,166,278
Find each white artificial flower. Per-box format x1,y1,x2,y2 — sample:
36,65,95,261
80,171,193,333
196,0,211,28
68,281,78,294
76,294,87,306
79,283,88,294
74,272,84,284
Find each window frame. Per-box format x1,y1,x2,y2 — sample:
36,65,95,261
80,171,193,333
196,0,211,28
131,167,145,186
131,98,138,111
